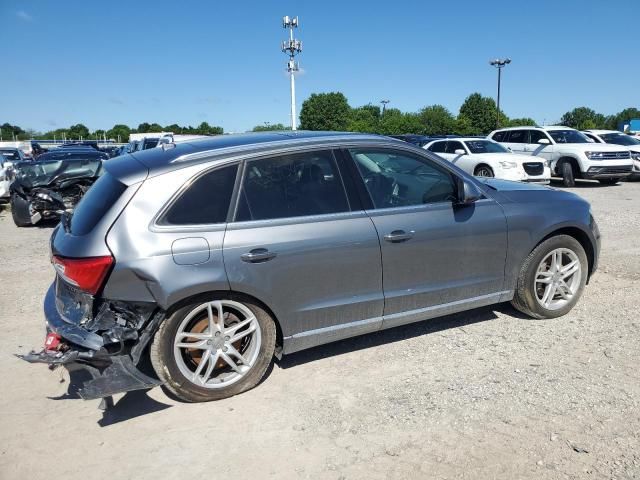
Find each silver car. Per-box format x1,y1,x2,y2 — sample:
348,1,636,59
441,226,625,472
22,132,600,404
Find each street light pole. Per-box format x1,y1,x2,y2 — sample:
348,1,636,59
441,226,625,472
489,58,511,129
282,16,302,130
380,99,390,116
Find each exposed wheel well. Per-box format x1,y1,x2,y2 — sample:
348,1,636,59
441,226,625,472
556,157,581,177
164,290,284,354
535,227,595,280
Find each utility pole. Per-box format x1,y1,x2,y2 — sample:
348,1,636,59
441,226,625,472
282,16,302,130
380,99,390,116
489,58,511,129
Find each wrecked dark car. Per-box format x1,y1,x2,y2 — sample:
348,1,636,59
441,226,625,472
10,153,105,227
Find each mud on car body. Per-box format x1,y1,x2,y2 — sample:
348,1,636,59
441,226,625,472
20,132,601,406
9,154,105,227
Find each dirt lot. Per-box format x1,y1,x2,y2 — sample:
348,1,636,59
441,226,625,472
0,180,639,480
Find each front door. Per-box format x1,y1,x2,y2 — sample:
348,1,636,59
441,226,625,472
345,147,509,328
223,149,384,353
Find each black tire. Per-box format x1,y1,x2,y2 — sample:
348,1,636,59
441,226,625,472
560,161,575,187
598,178,620,185
150,294,276,402
474,165,494,177
511,235,588,319
10,194,32,227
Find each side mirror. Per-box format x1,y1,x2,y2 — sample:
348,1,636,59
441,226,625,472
454,149,466,155
537,138,550,145
456,178,483,205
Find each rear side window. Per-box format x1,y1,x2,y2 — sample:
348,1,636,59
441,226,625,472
507,130,528,143
160,164,238,225
70,172,127,236
492,131,507,142
235,150,349,222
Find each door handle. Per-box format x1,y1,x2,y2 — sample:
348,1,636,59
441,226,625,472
241,248,277,263
383,230,415,243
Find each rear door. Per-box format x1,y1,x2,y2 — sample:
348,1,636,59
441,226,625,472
344,146,508,329
505,129,529,154
223,149,384,353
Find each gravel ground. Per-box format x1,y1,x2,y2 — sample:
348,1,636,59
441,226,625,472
0,179,638,480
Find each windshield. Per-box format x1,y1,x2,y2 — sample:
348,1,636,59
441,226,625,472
464,140,510,154
0,149,21,161
15,159,102,187
601,133,640,146
548,130,590,144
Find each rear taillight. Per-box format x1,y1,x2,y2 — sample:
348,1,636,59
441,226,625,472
52,255,114,295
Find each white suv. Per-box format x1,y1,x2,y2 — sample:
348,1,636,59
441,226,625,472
583,129,640,180
488,126,633,186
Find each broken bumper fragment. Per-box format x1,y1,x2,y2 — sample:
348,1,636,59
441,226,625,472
18,283,163,401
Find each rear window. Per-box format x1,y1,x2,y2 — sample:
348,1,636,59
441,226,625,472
70,172,127,236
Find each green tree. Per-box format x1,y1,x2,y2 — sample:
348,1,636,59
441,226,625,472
347,104,381,133
164,123,183,133
252,123,289,132
195,121,223,135
107,124,131,142
1,122,25,140
67,123,90,139
559,107,606,130
136,122,151,133
458,93,508,134
299,92,351,131
605,108,640,130
508,117,538,127
378,109,423,135
419,105,456,135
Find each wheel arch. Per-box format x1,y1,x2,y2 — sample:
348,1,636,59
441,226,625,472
163,289,284,355
531,226,596,281
556,156,582,177
473,163,494,175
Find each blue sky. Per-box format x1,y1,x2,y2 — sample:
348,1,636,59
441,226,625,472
1,0,638,133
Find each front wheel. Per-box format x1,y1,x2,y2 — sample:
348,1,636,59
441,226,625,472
10,194,32,227
474,165,494,177
511,235,588,319
150,296,276,402
560,161,576,187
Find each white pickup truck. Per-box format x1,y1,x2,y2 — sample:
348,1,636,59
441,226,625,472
488,126,633,186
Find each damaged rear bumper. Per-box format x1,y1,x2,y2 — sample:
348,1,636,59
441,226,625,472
19,283,163,401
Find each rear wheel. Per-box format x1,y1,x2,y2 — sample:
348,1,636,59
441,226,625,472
511,235,588,319
10,194,32,227
598,178,620,185
150,296,276,402
474,165,494,177
560,161,576,187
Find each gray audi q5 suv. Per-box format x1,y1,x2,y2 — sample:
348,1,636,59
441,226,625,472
22,131,600,403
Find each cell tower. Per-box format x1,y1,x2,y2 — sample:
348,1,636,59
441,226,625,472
282,16,302,130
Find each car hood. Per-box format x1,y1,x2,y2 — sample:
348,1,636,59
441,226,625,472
557,143,629,153
477,178,552,191
471,153,544,164
477,177,587,207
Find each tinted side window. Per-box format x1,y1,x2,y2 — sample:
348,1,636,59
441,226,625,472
492,131,507,142
528,130,549,144
445,141,465,154
428,142,447,153
508,130,528,143
349,149,457,208
235,150,349,222
160,164,238,225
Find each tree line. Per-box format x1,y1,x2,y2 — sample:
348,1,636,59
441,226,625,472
295,92,640,136
0,121,223,143
2,96,638,143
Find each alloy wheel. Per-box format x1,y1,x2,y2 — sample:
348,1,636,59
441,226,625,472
173,300,262,389
534,248,582,310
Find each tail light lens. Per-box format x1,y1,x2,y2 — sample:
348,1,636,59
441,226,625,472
52,255,114,295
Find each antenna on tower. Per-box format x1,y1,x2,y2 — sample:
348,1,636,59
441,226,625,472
282,16,302,130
